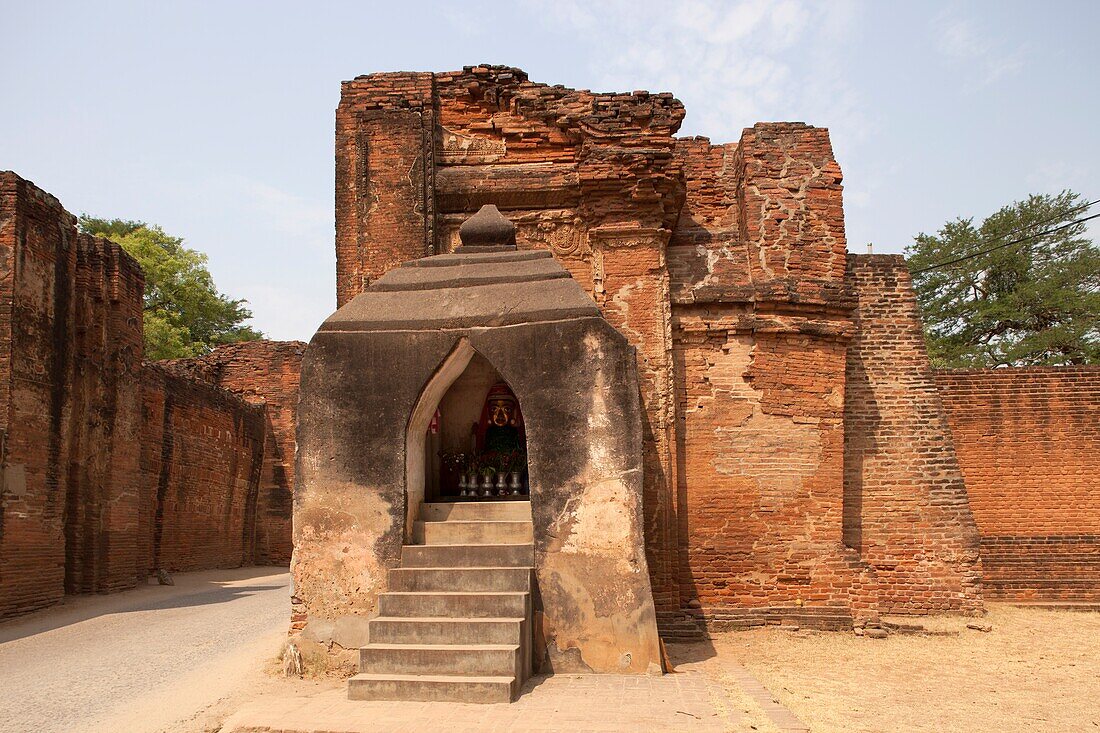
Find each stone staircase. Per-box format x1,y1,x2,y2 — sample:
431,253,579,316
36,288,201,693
348,500,535,703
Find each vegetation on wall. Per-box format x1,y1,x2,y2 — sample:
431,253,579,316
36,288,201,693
79,217,262,360
906,191,1099,368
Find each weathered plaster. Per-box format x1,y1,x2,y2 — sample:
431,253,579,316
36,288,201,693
293,250,663,672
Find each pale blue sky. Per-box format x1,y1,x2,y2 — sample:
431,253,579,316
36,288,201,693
2,1,1097,340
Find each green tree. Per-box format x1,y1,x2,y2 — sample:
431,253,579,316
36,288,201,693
905,191,1099,368
79,216,263,360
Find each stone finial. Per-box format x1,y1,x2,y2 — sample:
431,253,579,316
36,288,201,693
458,205,516,249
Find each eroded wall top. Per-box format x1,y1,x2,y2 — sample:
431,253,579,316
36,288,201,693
335,65,847,313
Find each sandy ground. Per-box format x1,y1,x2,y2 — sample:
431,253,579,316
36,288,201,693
3,582,1095,733
0,567,301,733
690,603,1100,733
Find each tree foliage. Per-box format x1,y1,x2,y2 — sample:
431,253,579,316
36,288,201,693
79,216,262,360
905,191,1099,368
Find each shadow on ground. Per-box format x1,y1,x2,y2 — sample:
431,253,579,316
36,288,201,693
0,566,290,644
666,638,719,666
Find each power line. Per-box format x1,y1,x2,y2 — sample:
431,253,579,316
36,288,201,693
913,197,1099,268
911,211,1100,275
1028,196,1098,224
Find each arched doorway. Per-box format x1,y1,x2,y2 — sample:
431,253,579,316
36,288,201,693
403,340,530,537
429,351,528,502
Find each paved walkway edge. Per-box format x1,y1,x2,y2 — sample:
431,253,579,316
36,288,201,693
724,662,810,732
219,670,737,732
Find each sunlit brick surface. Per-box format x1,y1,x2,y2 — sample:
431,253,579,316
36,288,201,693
937,367,1100,601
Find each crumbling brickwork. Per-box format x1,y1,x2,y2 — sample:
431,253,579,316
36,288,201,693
330,66,990,634
0,173,290,620
668,126,848,306
664,125,881,632
845,255,983,614
164,340,305,564
936,368,1100,601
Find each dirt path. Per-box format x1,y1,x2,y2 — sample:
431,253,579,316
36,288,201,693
0,567,292,733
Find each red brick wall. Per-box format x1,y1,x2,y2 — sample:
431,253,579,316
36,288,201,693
330,67,998,633
140,363,265,573
0,172,146,618
336,72,435,306
0,172,277,620
0,177,14,461
164,340,305,564
935,367,1100,601
63,234,146,594
0,173,76,617
672,321,873,630
665,125,874,631
844,255,983,614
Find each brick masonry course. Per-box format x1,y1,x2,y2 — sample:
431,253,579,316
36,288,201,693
936,367,1100,601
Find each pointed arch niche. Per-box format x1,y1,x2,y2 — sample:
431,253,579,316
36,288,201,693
405,340,528,534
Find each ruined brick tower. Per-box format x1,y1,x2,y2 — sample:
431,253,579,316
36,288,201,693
300,64,983,648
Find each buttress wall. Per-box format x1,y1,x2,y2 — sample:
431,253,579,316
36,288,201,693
844,255,983,614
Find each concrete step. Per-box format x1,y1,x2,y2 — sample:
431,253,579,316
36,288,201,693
402,543,534,568
378,591,529,618
414,520,534,545
348,673,516,703
421,501,531,522
388,567,532,593
368,616,525,645
359,643,519,676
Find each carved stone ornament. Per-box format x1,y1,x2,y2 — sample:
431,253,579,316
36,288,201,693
440,126,506,164
517,215,588,258
588,226,671,250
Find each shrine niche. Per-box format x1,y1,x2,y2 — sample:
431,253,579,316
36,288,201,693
427,357,530,501
295,204,663,675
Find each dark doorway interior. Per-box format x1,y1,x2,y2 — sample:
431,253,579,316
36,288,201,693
425,352,528,502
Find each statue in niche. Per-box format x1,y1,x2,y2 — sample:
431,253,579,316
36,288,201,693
475,383,527,492
477,383,524,454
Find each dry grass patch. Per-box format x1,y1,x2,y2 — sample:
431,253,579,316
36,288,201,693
702,604,1099,733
